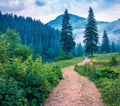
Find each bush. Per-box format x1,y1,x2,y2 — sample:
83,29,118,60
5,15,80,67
110,57,117,66
55,52,73,61
74,54,120,106
17,71,51,105
14,45,32,61
75,64,96,80
96,78,120,106
0,30,63,106
0,57,63,106
0,78,27,106
95,68,119,79
52,66,63,80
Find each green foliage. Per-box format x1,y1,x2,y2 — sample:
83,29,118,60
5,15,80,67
0,29,32,63
102,79,120,106
6,29,20,58
0,11,61,60
110,57,117,66
96,78,120,106
55,51,73,61
52,66,63,79
45,48,56,59
0,29,63,106
61,9,76,53
95,68,118,79
0,34,9,63
76,43,83,57
75,64,96,80
111,42,116,53
75,53,120,106
0,78,27,106
15,45,32,61
52,56,83,68
84,7,99,56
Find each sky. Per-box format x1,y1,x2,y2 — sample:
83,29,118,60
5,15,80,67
0,0,120,23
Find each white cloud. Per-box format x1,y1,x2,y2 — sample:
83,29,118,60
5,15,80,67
0,0,120,23
0,0,24,12
95,3,120,22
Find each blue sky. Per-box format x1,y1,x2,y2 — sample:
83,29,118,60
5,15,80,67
0,0,120,23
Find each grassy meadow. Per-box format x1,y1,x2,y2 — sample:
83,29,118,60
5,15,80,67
50,56,84,68
75,53,120,106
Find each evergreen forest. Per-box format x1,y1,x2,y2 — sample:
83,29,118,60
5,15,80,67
0,6,120,106
0,11,60,61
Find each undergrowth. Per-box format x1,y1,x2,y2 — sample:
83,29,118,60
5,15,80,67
75,53,120,106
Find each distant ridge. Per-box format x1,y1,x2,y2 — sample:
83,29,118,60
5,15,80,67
47,13,120,44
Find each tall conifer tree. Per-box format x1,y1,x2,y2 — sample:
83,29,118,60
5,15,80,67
101,30,110,53
76,43,83,56
83,7,99,56
61,9,75,53
111,41,116,53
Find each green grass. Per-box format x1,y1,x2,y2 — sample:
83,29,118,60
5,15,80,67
75,52,120,106
91,53,120,73
50,56,84,68
91,53,120,62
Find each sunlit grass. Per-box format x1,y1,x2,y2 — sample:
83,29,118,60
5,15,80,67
75,52,120,106
50,56,84,68
91,53,120,66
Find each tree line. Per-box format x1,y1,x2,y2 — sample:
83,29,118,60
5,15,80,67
0,8,117,60
60,7,117,57
0,29,62,105
0,11,60,60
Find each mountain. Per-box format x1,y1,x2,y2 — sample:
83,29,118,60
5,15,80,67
47,14,120,45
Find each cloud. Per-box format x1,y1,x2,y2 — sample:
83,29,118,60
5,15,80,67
0,0,24,12
35,0,45,6
96,3,120,22
0,0,120,23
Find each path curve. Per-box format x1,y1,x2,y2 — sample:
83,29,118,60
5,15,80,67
44,58,104,106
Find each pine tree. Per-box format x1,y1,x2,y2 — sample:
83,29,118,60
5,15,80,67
0,11,61,60
111,41,116,53
76,43,83,56
101,30,110,53
83,7,99,56
61,9,75,53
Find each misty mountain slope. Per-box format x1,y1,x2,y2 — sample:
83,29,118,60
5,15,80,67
47,14,86,30
103,19,120,44
47,14,120,44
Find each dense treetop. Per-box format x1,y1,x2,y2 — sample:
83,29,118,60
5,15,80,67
0,11,60,60
84,7,99,56
61,9,75,53
101,30,110,53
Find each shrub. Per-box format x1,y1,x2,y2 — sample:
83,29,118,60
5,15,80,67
110,57,117,66
14,45,32,61
52,66,63,80
95,68,119,79
55,52,73,61
17,71,51,105
0,29,63,106
97,78,120,106
0,55,62,106
75,64,96,80
74,53,120,106
0,78,27,106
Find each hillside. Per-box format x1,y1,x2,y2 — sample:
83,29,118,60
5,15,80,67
0,11,60,59
47,14,120,44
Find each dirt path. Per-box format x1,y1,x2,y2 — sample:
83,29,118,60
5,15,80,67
44,58,104,106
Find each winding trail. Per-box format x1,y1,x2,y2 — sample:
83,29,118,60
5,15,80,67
44,58,104,106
